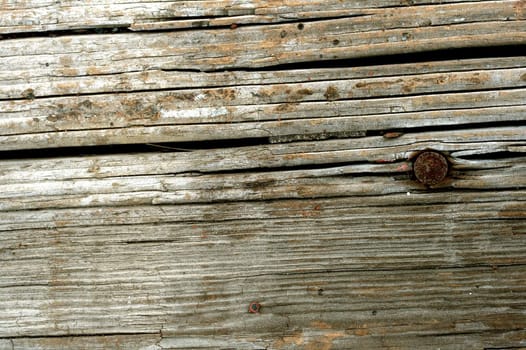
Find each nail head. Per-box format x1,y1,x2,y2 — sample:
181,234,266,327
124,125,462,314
248,301,261,313
413,151,448,185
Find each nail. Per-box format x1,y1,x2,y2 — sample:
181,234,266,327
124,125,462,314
248,301,261,314
413,151,448,185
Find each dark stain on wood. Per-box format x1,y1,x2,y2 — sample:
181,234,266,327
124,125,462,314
324,85,339,101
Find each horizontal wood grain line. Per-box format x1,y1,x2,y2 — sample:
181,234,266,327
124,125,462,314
0,190,523,232
1,331,161,340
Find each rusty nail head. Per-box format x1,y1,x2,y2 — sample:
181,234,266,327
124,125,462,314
248,301,261,313
413,151,448,185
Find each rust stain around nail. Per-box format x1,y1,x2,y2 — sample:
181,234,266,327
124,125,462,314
413,151,449,185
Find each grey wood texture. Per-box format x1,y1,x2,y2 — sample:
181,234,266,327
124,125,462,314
0,151,524,350
0,0,522,33
0,1,525,349
1,57,525,150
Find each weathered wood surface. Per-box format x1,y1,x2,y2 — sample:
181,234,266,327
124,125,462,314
1,57,526,150
1,134,525,349
1,1,525,349
1,0,524,33
0,1,525,74
1,149,525,348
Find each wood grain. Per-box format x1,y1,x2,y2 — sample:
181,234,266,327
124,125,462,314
0,2,525,74
0,131,525,348
0,0,521,33
1,56,525,151
1,1,525,349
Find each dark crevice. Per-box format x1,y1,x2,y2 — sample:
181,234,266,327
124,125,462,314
235,45,526,72
125,239,180,245
460,152,526,161
0,13,373,40
367,119,526,137
0,117,523,160
0,283,50,289
420,328,526,338
393,187,526,197
1,186,524,214
135,13,371,32
0,26,132,41
252,262,526,279
0,137,269,160
380,0,492,9
172,160,401,176
1,331,160,340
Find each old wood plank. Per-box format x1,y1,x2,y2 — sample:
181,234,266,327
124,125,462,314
0,161,523,211
0,188,523,231
0,126,523,209
130,1,524,31
0,8,524,75
0,0,518,33
3,56,525,98
2,105,525,151
1,219,525,344
1,56,525,150
158,330,526,350
0,143,523,346
0,125,523,183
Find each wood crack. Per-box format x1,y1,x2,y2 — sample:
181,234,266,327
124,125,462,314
1,331,162,340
